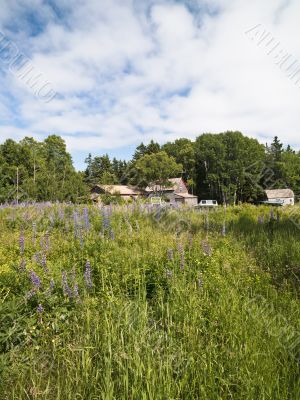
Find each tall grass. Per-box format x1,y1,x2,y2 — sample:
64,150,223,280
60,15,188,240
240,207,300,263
0,203,300,399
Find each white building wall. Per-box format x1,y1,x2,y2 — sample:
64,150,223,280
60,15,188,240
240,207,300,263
275,197,294,206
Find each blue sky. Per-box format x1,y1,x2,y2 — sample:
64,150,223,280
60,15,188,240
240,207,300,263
0,0,300,170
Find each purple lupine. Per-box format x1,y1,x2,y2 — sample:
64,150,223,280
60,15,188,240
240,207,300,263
277,211,280,222
84,260,93,288
50,279,55,291
25,289,36,299
37,304,44,314
19,229,25,255
270,209,275,220
73,282,79,298
41,254,49,274
30,270,41,290
62,271,73,298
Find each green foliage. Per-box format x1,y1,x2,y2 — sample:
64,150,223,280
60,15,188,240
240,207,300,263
0,132,299,206
194,131,267,204
131,151,183,189
0,204,300,399
0,136,86,203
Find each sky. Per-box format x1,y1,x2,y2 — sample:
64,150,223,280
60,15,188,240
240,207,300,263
0,0,300,170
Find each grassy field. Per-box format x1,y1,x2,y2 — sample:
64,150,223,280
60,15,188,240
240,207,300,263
1,203,300,399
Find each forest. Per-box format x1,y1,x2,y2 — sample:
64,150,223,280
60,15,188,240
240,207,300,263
1,132,299,204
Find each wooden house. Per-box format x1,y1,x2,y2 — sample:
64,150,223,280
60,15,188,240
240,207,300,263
146,177,198,206
265,189,295,206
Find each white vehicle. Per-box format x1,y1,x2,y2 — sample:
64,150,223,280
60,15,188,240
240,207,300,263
196,200,218,207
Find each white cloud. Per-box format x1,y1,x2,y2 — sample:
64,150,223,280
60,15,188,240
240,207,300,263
0,0,300,168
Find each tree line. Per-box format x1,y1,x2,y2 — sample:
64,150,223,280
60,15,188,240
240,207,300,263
1,132,299,204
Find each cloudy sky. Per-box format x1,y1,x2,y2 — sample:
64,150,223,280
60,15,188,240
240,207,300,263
0,0,299,169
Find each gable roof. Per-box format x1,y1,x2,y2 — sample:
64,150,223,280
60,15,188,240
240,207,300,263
265,189,294,199
94,185,143,196
145,177,187,193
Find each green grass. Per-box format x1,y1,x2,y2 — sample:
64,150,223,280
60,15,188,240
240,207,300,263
0,203,300,399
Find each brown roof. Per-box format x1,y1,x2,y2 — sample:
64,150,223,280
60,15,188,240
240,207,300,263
146,177,187,193
265,189,294,199
95,185,144,196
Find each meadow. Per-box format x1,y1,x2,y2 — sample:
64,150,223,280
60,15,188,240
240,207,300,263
0,202,300,399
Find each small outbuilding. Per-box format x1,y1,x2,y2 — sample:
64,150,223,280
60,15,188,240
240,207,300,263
265,189,295,206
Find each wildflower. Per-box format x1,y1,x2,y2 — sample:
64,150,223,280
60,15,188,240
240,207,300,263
25,289,36,300
50,279,55,291
37,304,44,314
41,254,49,274
84,260,93,289
73,282,79,298
62,271,72,298
30,270,41,290
19,229,25,255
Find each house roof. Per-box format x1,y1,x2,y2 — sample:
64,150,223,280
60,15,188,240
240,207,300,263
95,185,144,196
175,193,198,199
146,177,187,193
265,189,294,199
